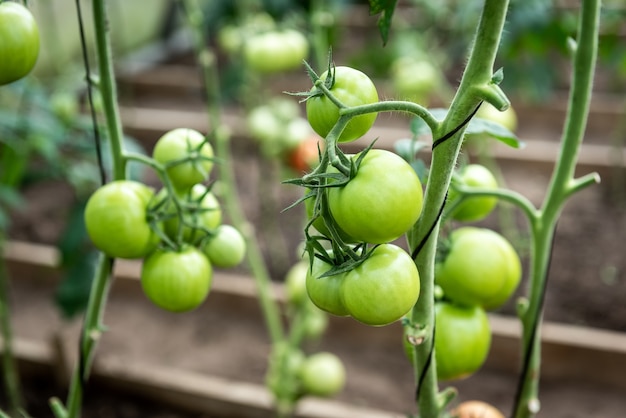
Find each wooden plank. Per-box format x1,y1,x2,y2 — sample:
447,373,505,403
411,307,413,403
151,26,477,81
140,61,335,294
4,239,626,392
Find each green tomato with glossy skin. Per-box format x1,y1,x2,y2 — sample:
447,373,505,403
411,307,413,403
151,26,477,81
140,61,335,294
141,246,213,313
0,2,39,85
328,149,423,244
306,255,350,317
435,302,491,381
306,66,378,143
298,352,346,397
341,244,420,326
436,227,521,309
244,29,308,73
448,164,498,222
203,224,246,268
84,180,160,259
153,128,214,190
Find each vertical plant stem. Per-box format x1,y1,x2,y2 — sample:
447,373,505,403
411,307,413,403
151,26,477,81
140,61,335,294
0,239,24,415
52,1,128,416
180,0,284,344
513,0,600,416
64,255,113,418
406,1,510,416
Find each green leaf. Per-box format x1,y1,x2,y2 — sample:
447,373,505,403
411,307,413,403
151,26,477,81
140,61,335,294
394,138,428,162
492,67,504,85
428,108,523,149
410,117,433,138
369,0,398,46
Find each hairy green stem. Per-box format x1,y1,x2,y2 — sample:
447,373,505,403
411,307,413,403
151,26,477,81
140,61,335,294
51,1,128,416
180,0,284,344
92,0,126,180
513,0,600,416
0,239,24,415
405,1,510,416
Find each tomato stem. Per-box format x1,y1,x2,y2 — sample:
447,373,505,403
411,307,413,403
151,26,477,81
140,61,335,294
405,1,511,417
512,0,600,416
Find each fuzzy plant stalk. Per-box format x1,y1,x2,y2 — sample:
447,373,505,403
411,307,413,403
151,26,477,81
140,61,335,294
512,0,600,416
179,0,285,345
404,0,511,416
50,0,127,417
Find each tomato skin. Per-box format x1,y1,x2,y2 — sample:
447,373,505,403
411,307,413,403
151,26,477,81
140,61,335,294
84,180,159,259
0,2,39,85
298,352,346,397
448,164,498,222
160,184,222,244
391,57,440,104
328,149,423,244
436,227,521,309
141,246,213,313
285,260,309,306
477,103,518,133
306,255,350,317
153,128,214,190
244,29,308,73
203,224,246,268
435,302,491,381
341,244,420,326
306,66,378,143
452,401,505,418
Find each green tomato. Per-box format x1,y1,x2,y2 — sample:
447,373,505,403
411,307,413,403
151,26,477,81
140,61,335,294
153,128,214,190
306,66,378,143
448,164,498,222
436,227,521,309
306,255,350,317
203,224,246,268
141,246,213,313
302,307,329,341
285,260,309,306
477,103,518,133
341,244,420,326
84,180,159,259
435,302,491,381
328,149,423,244
304,191,356,243
298,352,346,397
244,29,308,73
0,2,39,86
161,184,222,244
391,57,440,104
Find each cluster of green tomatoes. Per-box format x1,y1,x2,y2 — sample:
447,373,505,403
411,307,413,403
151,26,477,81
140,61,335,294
84,128,246,313
294,66,425,327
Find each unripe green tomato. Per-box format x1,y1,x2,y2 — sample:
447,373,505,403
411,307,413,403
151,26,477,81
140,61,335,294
298,352,346,397
203,224,246,268
306,255,350,317
302,307,329,340
391,57,440,104
141,246,213,313
153,128,214,190
0,2,40,85
84,180,160,259
328,149,423,244
161,184,222,244
285,260,309,305
436,227,521,309
304,191,356,243
476,103,518,133
435,302,491,381
448,164,498,222
340,244,420,326
244,29,308,73
306,66,379,143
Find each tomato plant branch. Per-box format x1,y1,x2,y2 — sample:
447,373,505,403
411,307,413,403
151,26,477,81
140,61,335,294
512,0,600,416
50,1,129,416
405,1,510,417
92,0,126,181
180,0,284,345
341,100,440,132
